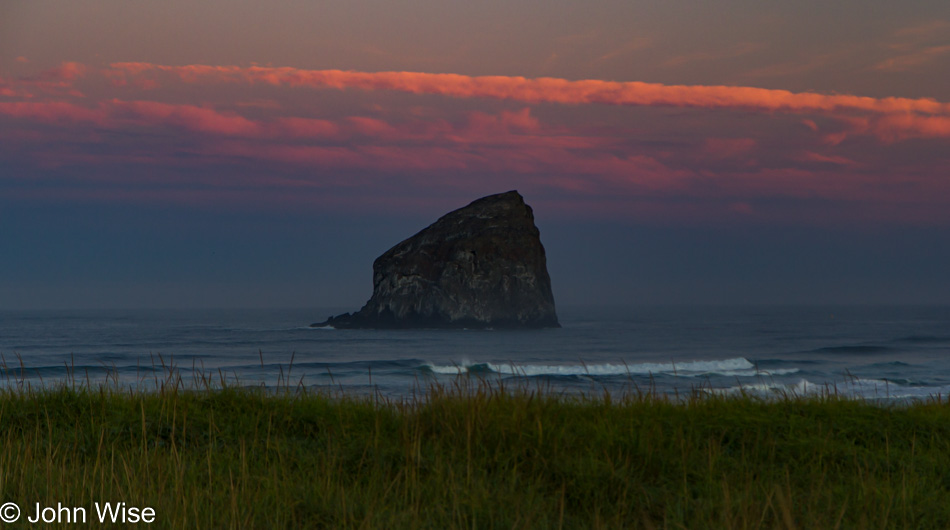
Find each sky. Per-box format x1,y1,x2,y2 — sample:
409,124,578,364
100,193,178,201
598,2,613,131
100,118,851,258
2,0,950,309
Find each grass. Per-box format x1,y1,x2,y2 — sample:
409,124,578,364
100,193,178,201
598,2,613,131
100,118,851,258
1,371,950,529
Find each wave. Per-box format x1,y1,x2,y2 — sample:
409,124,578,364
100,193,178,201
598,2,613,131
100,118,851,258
712,377,950,399
422,357,798,378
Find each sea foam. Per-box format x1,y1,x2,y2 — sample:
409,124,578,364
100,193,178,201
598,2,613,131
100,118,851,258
422,357,796,378
712,377,950,399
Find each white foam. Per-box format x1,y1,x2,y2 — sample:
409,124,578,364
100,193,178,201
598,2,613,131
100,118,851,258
486,362,639,376
423,357,788,378
712,368,800,377
712,377,950,399
426,363,470,375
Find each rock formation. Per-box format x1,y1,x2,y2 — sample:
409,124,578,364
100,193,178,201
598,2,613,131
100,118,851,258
314,190,559,329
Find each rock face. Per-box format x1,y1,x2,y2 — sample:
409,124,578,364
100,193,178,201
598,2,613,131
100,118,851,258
314,190,559,329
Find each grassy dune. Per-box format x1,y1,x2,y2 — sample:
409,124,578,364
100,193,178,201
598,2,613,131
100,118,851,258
1,379,949,529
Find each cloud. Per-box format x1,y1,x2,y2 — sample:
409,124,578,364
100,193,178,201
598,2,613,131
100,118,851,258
0,99,271,138
0,77,25,98
0,97,625,181
108,62,950,118
0,61,89,98
90,62,950,143
820,113,950,143
870,114,950,142
3,61,950,223
873,45,950,72
110,100,263,136
0,93,612,152
797,151,860,167
36,62,87,82
0,101,107,124
20,62,88,90
874,20,950,73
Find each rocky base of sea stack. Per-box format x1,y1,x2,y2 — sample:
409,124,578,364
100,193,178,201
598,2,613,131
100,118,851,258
312,310,560,329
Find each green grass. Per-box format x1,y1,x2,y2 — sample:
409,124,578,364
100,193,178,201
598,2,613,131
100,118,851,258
1,378,950,529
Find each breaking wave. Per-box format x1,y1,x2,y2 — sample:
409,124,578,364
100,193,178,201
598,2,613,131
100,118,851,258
711,377,950,400
422,357,798,378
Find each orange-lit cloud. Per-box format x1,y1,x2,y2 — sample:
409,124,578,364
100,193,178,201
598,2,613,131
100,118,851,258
108,62,950,117
870,114,950,142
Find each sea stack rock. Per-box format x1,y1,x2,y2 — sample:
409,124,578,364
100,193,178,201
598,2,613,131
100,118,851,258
314,190,559,329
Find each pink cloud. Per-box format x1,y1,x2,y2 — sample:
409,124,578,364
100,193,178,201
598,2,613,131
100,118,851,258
3,62,950,224
0,61,88,99
0,96,609,155
21,62,87,84
0,101,107,124
110,100,263,136
0,97,923,204
0,79,24,98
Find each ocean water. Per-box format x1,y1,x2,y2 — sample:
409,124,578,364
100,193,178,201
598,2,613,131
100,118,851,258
1,306,949,402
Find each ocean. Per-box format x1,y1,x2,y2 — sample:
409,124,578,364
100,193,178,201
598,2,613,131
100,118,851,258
1,305,949,402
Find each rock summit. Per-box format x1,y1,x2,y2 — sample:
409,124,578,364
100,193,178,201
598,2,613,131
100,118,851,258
314,190,559,329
